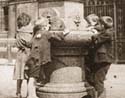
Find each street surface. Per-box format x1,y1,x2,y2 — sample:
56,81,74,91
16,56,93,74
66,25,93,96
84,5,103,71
0,61,125,98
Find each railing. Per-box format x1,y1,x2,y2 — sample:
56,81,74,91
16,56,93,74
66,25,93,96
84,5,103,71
84,0,125,63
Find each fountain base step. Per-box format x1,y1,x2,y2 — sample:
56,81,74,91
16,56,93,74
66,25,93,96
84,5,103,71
37,91,87,98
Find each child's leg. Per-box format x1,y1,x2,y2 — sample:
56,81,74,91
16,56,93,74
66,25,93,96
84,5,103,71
26,79,29,98
27,77,38,98
16,79,22,98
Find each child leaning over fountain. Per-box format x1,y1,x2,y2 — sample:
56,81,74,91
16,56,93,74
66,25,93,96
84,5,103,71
25,17,69,98
84,15,114,98
92,16,114,98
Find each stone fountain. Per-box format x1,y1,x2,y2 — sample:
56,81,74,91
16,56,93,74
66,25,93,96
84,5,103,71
36,1,94,98
8,0,95,98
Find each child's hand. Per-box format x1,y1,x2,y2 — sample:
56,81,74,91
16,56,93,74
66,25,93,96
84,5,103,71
63,29,70,36
36,33,41,38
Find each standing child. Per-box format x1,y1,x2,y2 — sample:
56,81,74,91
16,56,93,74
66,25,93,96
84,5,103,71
13,13,33,98
92,16,114,98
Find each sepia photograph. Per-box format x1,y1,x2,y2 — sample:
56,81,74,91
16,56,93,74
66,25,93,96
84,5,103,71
0,0,125,98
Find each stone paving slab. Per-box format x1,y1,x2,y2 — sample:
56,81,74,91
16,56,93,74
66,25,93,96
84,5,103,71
105,64,125,98
0,66,28,98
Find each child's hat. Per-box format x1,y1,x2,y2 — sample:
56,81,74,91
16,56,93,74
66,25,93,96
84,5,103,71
86,14,99,26
100,16,113,28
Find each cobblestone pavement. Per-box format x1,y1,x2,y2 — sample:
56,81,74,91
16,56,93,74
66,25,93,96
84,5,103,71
0,64,125,98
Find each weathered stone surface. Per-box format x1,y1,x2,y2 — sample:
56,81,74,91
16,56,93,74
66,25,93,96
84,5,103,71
39,1,87,30
63,30,95,44
38,0,83,3
37,92,87,98
50,67,82,83
50,30,94,46
37,1,88,98
37,67,86,98
38,82,86,93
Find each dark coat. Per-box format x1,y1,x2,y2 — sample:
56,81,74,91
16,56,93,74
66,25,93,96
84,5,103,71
94,28,114,63
27,30,64,66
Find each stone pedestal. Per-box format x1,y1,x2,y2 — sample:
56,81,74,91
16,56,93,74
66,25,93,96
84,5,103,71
7,1,95,98
37,30,95,98
37,67,87,98
37,1,92,98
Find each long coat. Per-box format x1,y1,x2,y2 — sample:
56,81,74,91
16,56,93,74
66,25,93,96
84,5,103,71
13,32,32,80
26,30,64,78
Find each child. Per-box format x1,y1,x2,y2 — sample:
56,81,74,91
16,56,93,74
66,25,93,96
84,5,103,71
13,13,34,98
85,14,104,34
25,17,68,98
85,15,114,98
93,16,114,97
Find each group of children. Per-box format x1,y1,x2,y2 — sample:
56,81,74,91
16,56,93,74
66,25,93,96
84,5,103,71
13,12,114,98
85,14,114,98
13,12,68,98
